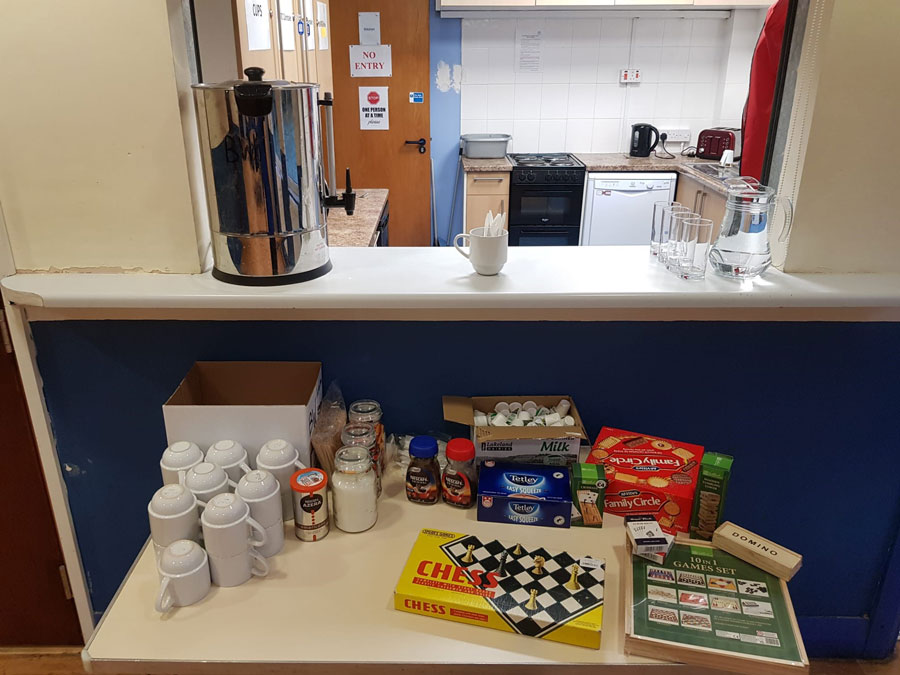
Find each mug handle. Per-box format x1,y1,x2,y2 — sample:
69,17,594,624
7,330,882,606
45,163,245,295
155,576,174,613
226,477,239,490
294,459,307,471
177,470,187,486
453,233,471,259
249,548,269,577
239,462,252,476
247,516,267,548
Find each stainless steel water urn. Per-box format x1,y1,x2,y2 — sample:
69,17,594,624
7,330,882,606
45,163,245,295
193,68,354,285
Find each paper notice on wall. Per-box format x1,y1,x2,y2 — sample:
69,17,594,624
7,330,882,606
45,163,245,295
358,12,381,45
304,0,315,50
316,1,329,50
359,87,389,130
245,0,271,51
350,44,392,77
279,4,294,51
515,25,543,73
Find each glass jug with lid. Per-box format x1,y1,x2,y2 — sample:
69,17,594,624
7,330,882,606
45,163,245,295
709,177,793,279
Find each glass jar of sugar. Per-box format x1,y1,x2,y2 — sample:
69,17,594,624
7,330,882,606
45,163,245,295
348,400,385,476
341,422,381,497
331,446,378,533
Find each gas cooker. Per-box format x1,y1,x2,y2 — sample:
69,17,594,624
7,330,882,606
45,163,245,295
509,153,585,184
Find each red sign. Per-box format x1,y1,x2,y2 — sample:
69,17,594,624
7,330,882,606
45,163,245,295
367,90,380,105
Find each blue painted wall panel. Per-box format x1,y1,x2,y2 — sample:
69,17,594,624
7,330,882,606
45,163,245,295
31,320,900,651
429,5,461,245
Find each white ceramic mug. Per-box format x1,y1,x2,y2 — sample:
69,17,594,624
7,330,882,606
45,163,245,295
206,440,252,483
259,521,285,558
184,462,236,507
236,470,283,529
155,540,211,613
257,440,306,521
208,548,269,587
148,485,201,549
160,441,204,485
201,493,266,558
454,227,508,276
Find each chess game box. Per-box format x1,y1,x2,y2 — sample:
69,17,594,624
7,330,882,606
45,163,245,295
394,528,606,649
477,462,572,528
587,427,704,534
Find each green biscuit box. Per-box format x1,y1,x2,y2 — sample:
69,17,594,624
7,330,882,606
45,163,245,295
571,463,607,527
689,452,733,540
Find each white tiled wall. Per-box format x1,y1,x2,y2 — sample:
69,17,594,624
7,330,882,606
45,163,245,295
460,11,765,154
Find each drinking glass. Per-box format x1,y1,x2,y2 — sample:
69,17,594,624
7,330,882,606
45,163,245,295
650,201,680,256
657,205,692,264
676,218,715,280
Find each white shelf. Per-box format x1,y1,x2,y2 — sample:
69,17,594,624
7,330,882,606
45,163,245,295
3,246,899,321
84,467,666,673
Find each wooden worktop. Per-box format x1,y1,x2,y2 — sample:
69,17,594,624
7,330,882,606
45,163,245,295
327,189,388,247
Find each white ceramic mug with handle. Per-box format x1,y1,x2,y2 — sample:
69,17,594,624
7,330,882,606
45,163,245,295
201,493,266,558
208,548,269,587
257,440,306,521
184,462,236,507
236,470,285,557
206,440,252,483
155,540,211,613
160,441,204,485
148,485,201,550
454,227,508,276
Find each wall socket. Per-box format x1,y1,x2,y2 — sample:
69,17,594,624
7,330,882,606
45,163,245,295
619,69,641,83
658,128,692,143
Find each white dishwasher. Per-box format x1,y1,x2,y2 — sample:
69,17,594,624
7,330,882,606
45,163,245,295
580,172,677,246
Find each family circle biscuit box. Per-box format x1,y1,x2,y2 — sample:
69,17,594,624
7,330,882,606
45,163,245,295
394,528,606,648
586,427,704,534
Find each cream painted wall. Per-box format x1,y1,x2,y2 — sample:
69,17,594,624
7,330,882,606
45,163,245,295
0,2,200,273
784,0,900,273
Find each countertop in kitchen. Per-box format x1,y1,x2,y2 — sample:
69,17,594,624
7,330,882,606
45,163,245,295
460,154,730,194
574,154,730,194
460,157,513,173
327,189,388,247
4,247,899,322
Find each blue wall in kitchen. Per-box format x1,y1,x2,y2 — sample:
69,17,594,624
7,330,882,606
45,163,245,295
31,319,900,657
430,5,462,245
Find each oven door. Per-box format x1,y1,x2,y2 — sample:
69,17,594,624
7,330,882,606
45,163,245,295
508,225,580,246
508,184,584,227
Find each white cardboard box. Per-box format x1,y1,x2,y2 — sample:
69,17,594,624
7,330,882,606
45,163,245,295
163,362,323,468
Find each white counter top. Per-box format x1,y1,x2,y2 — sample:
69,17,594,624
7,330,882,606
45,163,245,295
84,467,666,674
4,247,899,321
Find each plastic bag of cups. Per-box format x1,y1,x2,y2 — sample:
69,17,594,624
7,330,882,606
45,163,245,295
473,399,575,428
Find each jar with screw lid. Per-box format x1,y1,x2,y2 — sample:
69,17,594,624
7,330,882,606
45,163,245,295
348,399,385,475
441,438,477,508
406,436,441,505
331,446,378,533
341,422,381,497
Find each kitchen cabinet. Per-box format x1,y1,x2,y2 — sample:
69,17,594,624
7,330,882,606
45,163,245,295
675,174,727,229
439,0,535,7
614,0,692,4
464,172,510,233
536,0,614,6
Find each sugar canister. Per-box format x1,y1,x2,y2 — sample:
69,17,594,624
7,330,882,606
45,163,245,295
331,446,378,533
341,422,381,497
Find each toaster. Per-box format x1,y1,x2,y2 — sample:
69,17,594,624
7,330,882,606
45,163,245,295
696,128,742,160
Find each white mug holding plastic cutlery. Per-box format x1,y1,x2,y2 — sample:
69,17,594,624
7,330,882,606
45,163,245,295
454,226,509,276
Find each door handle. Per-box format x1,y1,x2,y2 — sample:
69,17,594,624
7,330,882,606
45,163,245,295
405,138,427,154
699,192,708,217
693,190,701,214
472,177,503,182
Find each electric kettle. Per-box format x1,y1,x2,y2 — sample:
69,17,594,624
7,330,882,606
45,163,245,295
193,68,355,285
629,123,659,158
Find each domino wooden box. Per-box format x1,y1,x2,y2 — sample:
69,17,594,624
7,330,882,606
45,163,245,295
712,522,802,581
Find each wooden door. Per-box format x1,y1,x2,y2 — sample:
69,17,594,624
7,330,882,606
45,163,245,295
330,1,431,246
0,312,82,645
